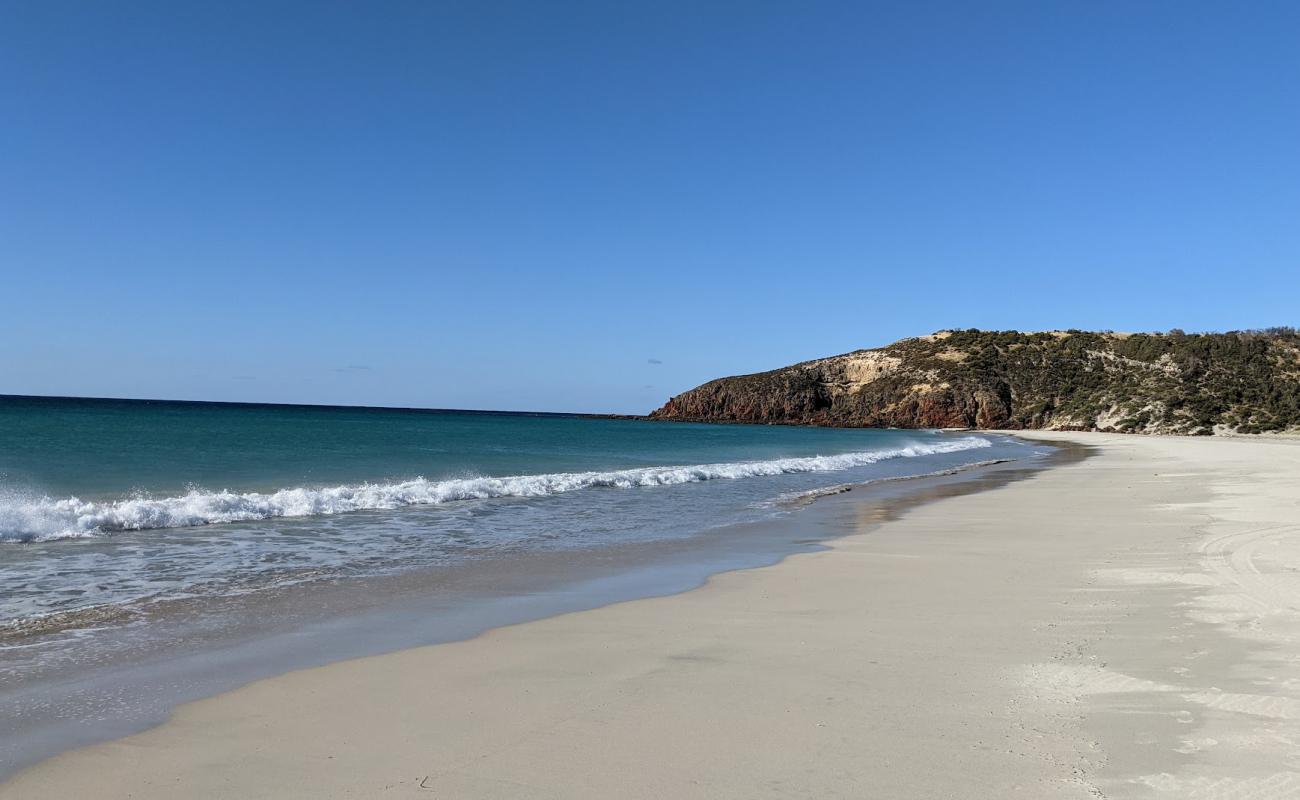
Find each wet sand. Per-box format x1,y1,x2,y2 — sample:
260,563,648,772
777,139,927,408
6,433,1300,798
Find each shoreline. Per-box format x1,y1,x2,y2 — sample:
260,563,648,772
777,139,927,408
9,432,1300,797
0,443,1054,784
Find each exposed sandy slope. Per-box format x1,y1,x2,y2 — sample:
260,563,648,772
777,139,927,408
5,433,1300,799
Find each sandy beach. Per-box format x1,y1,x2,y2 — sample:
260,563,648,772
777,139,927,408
6,432,1300,798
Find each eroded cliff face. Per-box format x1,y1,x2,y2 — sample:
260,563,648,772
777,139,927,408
650,329,1300,435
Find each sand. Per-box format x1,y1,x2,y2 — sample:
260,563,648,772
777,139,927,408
5,432,1300,798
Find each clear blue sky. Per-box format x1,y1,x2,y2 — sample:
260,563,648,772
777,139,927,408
3,1,1298,413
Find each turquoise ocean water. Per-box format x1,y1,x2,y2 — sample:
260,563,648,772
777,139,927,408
0,395,1034,629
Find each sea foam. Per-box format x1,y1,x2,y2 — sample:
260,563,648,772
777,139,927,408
0,436,991,542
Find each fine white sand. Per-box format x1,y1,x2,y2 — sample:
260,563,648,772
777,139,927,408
5,433,1300,798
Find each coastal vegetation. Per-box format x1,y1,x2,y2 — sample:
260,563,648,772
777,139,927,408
650,329,1300,435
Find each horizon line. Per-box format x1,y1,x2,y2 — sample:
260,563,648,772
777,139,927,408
0,393,647,419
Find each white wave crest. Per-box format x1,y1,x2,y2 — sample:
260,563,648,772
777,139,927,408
0,437,991,542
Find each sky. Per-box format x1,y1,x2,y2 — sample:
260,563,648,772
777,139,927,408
3,1,1299,414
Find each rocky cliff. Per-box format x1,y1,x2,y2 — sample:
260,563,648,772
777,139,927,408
650,329,1300,435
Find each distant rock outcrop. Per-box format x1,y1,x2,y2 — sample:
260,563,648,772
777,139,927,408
650,329,1300,435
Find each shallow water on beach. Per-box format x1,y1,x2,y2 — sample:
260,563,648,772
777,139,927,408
0,396,1029,635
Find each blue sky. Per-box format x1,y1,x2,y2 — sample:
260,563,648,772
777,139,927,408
3,1,1298,413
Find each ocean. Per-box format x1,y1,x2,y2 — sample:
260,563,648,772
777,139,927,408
0,394,1047,775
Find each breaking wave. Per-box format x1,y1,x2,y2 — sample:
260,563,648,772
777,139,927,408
1,437,991,542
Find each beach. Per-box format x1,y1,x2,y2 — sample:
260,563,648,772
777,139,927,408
5,431,1300,798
